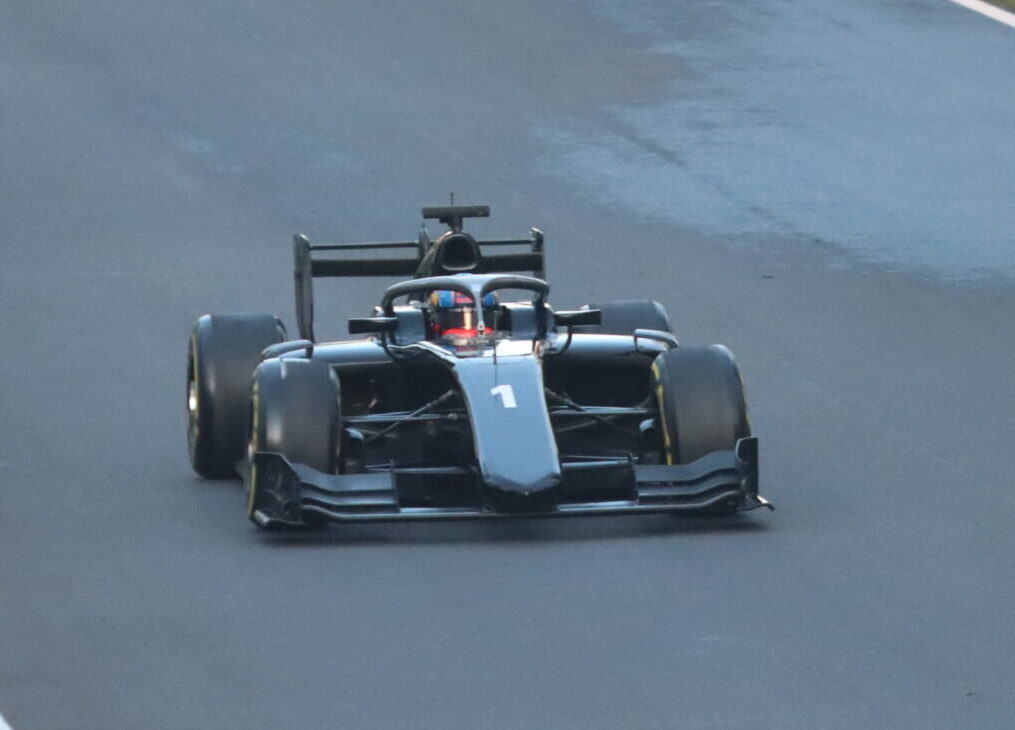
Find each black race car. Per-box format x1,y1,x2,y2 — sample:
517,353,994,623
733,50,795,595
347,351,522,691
187,205,770,527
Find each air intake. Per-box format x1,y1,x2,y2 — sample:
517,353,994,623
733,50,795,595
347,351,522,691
434,232,481,273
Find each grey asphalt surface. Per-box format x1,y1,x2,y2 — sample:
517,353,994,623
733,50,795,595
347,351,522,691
2,1,1015,728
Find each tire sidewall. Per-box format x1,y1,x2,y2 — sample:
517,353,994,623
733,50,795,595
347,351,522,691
652,345,750,465
247,358,341,523
249,358,340,473
188,314,286,478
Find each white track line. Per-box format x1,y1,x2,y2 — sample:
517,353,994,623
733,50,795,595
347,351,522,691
0,711,13,730
948,0,1015,28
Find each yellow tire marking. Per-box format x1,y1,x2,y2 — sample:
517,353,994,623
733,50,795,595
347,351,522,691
652,361,674,465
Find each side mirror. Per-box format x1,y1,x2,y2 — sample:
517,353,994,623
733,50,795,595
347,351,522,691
553,309,602,328
348,317,398,335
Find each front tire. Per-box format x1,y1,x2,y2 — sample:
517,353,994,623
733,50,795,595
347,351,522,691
188,314,286,478
651,345,750,465
247,358,341,527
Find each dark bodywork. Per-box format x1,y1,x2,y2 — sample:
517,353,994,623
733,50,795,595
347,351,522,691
247,207,767,526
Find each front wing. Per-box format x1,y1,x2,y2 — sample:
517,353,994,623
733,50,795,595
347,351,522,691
247,437,769,527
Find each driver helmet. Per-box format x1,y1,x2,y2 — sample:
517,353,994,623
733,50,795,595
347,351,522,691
430,290,498,346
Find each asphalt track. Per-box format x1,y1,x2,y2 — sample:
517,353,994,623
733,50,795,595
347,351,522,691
2,2,1014,728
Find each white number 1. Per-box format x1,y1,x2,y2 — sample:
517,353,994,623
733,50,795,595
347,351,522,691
491,384,517,408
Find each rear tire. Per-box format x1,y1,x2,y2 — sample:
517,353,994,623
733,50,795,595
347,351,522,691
651,345,750,465
188,314,286,478
579,299,672,335
247,358,341,527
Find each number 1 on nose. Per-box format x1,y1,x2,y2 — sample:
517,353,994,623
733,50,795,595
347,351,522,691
491,384,517,408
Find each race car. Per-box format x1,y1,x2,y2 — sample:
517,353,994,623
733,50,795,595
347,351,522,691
187,205,770,527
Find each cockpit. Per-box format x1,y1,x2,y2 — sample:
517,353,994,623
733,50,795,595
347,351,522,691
428,289,502,352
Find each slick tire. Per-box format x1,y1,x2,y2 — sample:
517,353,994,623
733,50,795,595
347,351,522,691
248,358,341,528
579,299,672,335
188,314,286,479
651,345,750,466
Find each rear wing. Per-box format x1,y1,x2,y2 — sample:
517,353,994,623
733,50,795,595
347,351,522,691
293,206,545,341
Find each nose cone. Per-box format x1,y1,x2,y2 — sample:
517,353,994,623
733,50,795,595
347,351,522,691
482,472,562,513
451,354,562,512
